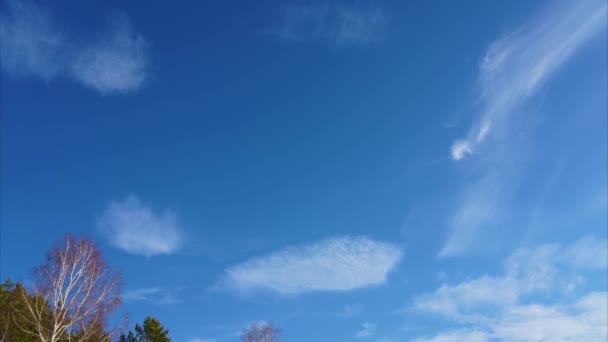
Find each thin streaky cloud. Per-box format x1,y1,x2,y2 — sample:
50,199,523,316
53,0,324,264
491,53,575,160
272,4,387,47
97,195,183,257
331,7,386,47
217,236,402,295
355,322,377,339
439,171,501,258
411,329,487,342
122,287,182,305
441,0,607,257
342,304,365,317
0,0,148,94
375,337,394,342
451,0,607,161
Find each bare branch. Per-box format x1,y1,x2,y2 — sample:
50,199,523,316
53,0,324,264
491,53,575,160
241,322,281,342
21,234,122,342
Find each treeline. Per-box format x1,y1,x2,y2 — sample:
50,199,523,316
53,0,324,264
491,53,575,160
0,279,169,342
0,234,281,342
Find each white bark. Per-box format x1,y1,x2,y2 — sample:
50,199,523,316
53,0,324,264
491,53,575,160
21,235,120,342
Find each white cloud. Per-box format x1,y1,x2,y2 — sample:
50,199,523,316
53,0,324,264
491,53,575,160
342,304,365,317
71,14,147,94
411,329,487,342
425,236,607,317
97,195,183,257
413,236,608,341
355,322,377,339
415,293,607,342
0,0,147,93
449,140,472,161
491,293,608,341
123,287,181,305
450,0,607,161
475,122,491,143
415,294,608,342
0,0,64,80
439,173,500,257
415,275,518,320
273,4,387,47
563,235,608,269
504,235,607,293
218,236,402,294
375,338,394,342
441,0,607,257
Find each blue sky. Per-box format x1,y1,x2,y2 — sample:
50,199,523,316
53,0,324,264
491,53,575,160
0,0,606,341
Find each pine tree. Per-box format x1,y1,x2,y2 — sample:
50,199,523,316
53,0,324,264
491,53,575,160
119,331,137,342
0,278,46,342
134,317,171,342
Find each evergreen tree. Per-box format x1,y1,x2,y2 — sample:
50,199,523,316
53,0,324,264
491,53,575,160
119,331,137,342
134,317,171,342
0,278,46,342
70,320,111,342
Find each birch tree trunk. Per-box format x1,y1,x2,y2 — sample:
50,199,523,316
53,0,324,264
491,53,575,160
21,234,122,342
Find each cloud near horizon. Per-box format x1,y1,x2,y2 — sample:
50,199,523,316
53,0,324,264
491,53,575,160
97,195,183,257
413,235,608,341
0,0,148,94
217,236,402,295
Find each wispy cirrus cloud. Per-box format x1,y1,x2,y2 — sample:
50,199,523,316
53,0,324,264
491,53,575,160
97,195,183,257
0,0,148,94
439,171,502,258
270,4,387,47
342,304,365,317
450,0,607,161
123,287,181,305
217,236,402,295
0,0,64,80
413,236,608,341
412,329,487,342
440,0,607,257
355,322,377,339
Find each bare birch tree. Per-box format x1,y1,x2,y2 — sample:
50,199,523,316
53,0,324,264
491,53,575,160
19,234,121,342
241,322,281,342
